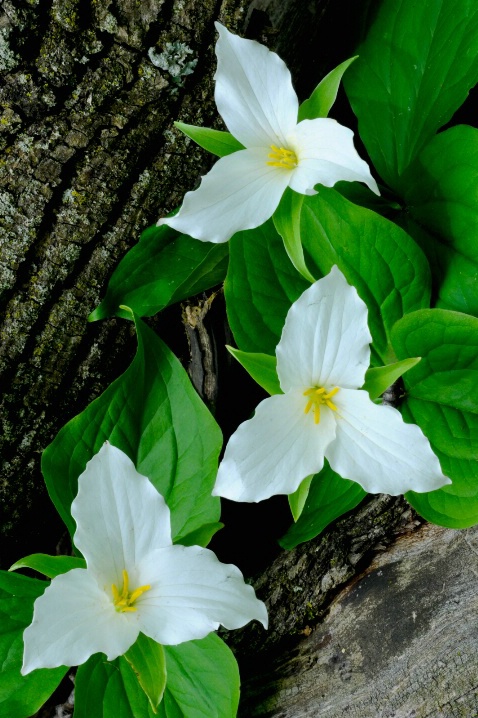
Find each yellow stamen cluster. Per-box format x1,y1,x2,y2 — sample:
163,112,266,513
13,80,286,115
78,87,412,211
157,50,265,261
303,386,340,424
267,145,298,169
112,569,151,613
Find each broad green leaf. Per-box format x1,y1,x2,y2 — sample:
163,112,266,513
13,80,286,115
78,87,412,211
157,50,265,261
76,635,239,718
42,315,221,544
124,634,167,713
402,125,478,316
226,347,281,395
344,0,478,191
0,571,67,718
225,219,309,354
298,56,357,121
174,122,244,157
75,653,155,718
89,223,228,321
9,554,86,578
226,190,430,363
362,358,421,401
158,635,239,718
273,189,316,282
300,188,431,364
392,309,478,527
280,463,366,549
288,475,313,521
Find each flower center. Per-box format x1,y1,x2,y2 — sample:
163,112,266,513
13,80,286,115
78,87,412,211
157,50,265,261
267,145,298,169
303,386,340,424
112,569,151,613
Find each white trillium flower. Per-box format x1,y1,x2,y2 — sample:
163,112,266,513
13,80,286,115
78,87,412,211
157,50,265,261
22,443,267,674
213,267,451,502
158,23,379,243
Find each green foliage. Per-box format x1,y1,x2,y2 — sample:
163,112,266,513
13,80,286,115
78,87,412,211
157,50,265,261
288,475,313,521
75,635,239,718
402,125,478,316
90,224,228,321
280,463,366,549
158,635,240,718
344,0,478,191
226,189,430,365
174,122,244,157
124,635,167,712
225,219,309,355
300,189,431,364
298,56,357,121
273,189,315,282
9,554,86,578
75,653,156,718
42,313,221,545
392,309,478,527
0,571,67,718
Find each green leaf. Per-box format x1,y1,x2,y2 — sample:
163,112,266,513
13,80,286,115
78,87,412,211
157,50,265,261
9,553,86,578
280,463,366,549
158,635,239,718
124,634,167,713
288,475,313,521
89,223,228,321
344,0,478,191
0,571,67,718
75,653,155,718
402,125,478,316
75,635,239,718
175,122,244,157
298,56,358,121
362,357,421,401
226,347,281,395
42,315,221,544
273,189,316,282
225,219,309,354
392,308,478,527
226,190,430,364
299,189,431,364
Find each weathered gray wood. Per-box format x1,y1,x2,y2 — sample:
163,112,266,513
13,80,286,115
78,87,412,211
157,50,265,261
238,522,478,717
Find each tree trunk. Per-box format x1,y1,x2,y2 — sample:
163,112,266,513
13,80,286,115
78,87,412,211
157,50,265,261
236,516,478,717
2,1,477,716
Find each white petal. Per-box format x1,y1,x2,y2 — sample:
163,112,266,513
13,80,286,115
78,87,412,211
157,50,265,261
213,391,336,502
214,22,298,148
288,118,379,195
158,148,291,243
22,569,139,673
326,389,452,495
276,266,372,392
135,545,268,644
72,443,172,589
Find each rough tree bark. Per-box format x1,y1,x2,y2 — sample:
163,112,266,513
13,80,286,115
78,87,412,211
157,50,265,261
1,1,477,716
